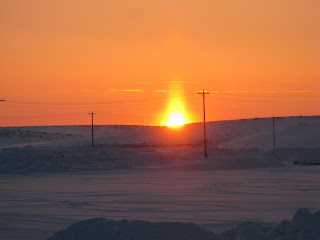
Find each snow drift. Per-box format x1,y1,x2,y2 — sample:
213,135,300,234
0,116,320,174
47,208,320,240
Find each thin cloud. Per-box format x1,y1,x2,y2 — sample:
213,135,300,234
210,91,249,93
130,81,197,84
80,89,97,92
121,89,144,92
154,90,172,93
107,89,144,92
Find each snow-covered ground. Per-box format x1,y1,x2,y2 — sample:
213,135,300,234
0,116,319,239
0,168,319,240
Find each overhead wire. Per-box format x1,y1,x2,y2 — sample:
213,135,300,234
2,91,319,122
1,92,197,120
206,95,320,104
209,92,320,98
5,90,318,108
3,92,198,110
5,91,194,106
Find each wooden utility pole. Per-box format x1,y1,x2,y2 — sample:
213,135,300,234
197,90,209,158
88,112,96,147
273,116,276,150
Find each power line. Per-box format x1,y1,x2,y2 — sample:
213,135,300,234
2,90,319,126
3,95,198,109
5,92,193,106
4,91,319,109
210,92,320,98
0,113,85,119
207,96,320,103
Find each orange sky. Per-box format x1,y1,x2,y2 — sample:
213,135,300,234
1,0,319,126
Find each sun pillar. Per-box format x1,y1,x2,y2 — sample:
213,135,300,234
163,80,189,127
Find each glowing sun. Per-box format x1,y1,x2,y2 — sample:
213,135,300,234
166,113,186,127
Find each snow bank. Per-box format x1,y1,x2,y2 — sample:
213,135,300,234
47,208,320,240
0,128,81,149
1,144,320,173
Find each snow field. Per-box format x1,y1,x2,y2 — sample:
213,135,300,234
0,116,319,239
0,167,319,240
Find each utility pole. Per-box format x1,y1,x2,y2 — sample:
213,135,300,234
273,116,276,150
197,90,209,158
88,112,96,147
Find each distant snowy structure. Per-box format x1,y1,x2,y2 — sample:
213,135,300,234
47,208,320,240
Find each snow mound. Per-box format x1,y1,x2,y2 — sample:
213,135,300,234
48,218,216,240
47,208,320,240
